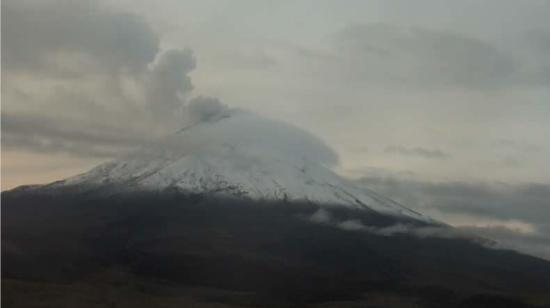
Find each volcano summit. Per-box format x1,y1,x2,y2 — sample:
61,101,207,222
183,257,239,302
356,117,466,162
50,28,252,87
56,108,428,222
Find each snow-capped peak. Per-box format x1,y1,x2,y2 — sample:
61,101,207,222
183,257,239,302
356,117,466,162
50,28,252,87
63,109,428,221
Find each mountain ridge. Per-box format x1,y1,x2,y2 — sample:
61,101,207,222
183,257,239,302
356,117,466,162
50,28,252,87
38,110,430,222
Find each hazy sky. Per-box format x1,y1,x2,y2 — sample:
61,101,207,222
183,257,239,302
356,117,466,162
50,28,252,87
2,0,550,259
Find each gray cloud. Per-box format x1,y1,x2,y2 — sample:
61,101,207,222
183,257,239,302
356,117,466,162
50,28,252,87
525,29,550,54
1,112,145,157
494,139,543,153
384,145,449,159
423,182,550,225
309,208,332,224
2,0,159,75
2,133,120,158
359,177,550,225
332,23,519,89
1,0,206,158
457,225,550,261
145,49,196,121
218,49,277,70
307,209,496,247
511,28,550,86
356,175,550,259
186,96,231,125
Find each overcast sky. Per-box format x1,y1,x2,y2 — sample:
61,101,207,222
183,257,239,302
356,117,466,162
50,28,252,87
2,0,550,259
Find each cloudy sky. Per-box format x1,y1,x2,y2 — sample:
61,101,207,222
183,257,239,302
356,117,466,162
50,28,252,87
2,0,550,259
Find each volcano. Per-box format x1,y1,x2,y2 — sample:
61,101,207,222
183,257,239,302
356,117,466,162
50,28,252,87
3,109,550,307
53,109,428,221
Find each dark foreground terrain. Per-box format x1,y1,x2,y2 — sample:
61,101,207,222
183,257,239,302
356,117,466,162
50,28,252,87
3,186,550,307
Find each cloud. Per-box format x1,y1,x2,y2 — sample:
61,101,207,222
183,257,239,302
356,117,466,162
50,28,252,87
0,0,341,195
1,112,144,157
309,208,332,224
358,176,550,225
456,225,550,260
338,219,367,231
217,49,277,70
0,0,209,157
424,182,550,225
356,175,550,260
384,145,449,159
307,208,493,245
366,223,481,241
151,109,339,169
331,23,519,89
521,28,550,86
145,49,196,121
324,23,550,89
495,139,543,153
2,0,159,75
308,208,371,230
186,96,231,125
525,28,550,54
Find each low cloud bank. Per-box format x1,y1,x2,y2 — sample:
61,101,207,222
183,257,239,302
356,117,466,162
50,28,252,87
355,175,550,260
307,208,491,243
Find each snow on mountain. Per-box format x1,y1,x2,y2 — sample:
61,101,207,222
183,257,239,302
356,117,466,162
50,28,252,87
61,108,428,221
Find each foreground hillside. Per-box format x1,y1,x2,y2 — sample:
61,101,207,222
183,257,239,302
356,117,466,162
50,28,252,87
3,188,550,307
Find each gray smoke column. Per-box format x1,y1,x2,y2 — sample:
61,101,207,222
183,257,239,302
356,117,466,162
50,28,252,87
1,0,228,156
186,96,231,125
145,49,196,122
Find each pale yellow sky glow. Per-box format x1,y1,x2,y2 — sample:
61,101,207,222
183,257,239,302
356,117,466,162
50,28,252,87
1,151,104,190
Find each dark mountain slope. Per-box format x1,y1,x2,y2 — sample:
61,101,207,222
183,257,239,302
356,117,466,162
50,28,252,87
3,187,550,307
